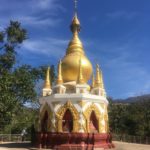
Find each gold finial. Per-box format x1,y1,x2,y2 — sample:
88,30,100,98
70,13,80,33
91,73,95,88
44,67,51,89
67,3,84,55
57,60,63,84
70,1,80,34
77,58,84,84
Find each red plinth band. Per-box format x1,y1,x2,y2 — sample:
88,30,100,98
35,132,115,149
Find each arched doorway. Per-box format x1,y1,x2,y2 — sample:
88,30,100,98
89,111,98,133
41,111,48,132
62,109,73,132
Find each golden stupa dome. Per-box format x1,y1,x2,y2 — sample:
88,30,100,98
61,13,93,83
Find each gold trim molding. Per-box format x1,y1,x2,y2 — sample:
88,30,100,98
78,100,87,107
40,103,53,131
56,101,79,132
83,103,102,133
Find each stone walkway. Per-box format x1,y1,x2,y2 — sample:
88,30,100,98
0,141,150,150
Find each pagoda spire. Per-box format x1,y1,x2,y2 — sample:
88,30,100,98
77,59,84,84
66,0,85,55
57,60,63,84
44,67,51,89
61,0,93,83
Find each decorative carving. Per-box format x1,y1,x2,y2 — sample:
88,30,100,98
83,104,101,121
83,103,102,133
78,100,87,107
52,102,60,107
81,118,87,132
56,101,79,132
104,113,108,121
99,123,106,133
104,105,109,133
40,103,53,132
99,103,105,109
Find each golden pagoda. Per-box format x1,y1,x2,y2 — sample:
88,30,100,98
35,1,114,149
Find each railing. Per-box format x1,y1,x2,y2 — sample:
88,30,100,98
0,134,23,142
113,134,150,145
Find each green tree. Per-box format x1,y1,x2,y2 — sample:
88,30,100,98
0,21,56,133
108,96,150,137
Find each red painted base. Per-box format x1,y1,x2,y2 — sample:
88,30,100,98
35,132,115,149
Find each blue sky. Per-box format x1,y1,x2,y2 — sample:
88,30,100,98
0,0,150,99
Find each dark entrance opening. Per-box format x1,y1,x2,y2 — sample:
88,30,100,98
62,109,73,132
41,111,48,132
89,111,98,133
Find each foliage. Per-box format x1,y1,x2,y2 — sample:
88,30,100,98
0,21,56,133
108,95,150,137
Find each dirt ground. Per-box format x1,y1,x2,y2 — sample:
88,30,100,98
0,141,150,150
114,141,150,150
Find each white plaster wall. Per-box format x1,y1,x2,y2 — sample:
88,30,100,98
39,92,109,133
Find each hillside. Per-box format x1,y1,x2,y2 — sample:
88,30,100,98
108,94,150,137
114,94,150,103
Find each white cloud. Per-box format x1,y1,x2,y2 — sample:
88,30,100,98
106,11,138,20
17,16,61,27
32,0,62,11
0,0,64,27
0,26,3,30
22,38,68,58
34,0,55,10
84,37,150,98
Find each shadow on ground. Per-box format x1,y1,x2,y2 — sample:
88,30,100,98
0,142,32,149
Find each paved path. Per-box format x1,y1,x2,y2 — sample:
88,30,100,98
114,141,150,150
0,141,150,150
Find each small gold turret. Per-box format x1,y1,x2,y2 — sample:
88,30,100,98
57,60,63,84
100,71,104,89
92,64,106,97
95,64,104,89
77,59,85,84
91,73,95,88
44,67,51,89
95,64,101,87
43,67,52,96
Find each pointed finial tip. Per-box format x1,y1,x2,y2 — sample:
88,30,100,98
70,0,81,33
74,0,78,13
96,64,99,68
47,66,50,71
59,59,62,64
